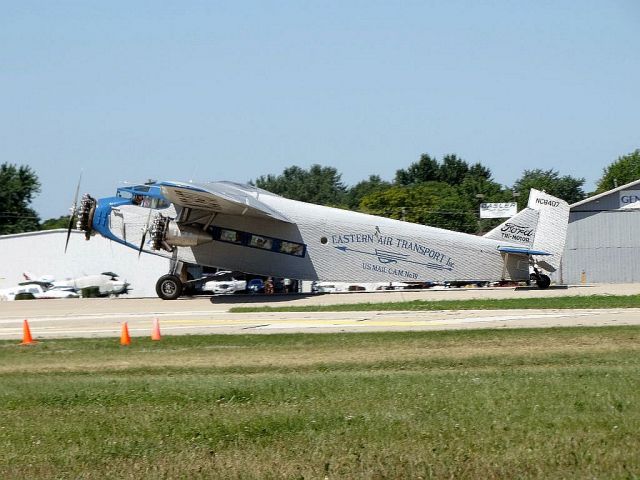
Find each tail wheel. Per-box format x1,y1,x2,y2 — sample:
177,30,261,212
536,274,551,289
156,274,183,300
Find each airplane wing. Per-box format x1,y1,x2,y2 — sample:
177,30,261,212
158,181,292,223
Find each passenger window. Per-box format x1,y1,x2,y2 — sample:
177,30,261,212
221,229,243,244
279,240,305,257
249,235,273,250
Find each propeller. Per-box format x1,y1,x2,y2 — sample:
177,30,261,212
138,206,153,258
64,172,83,253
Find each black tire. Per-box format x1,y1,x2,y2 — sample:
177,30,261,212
156,274,183,300
536,274,551,290
182,273,196,296
14,292,35,300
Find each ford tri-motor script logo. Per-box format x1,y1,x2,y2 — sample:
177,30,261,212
500,223,533,243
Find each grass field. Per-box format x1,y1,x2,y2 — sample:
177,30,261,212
1,327,640,479
231,294,640,312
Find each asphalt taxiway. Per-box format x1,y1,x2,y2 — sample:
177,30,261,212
1,284,639,340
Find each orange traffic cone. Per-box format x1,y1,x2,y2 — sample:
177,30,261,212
120,322,131,346
19,319,37,345
151,318,161,341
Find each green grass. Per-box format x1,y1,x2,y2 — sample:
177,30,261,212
230,294,640,313
1,328,640,478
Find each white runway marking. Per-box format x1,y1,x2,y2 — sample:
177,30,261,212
1,291,639,339
0,310,231,324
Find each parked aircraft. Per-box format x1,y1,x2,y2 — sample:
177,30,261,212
0,282,79,301
22,272,130,297
69,181,569,299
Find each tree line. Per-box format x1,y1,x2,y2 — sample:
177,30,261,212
254,149,639,233
1,149,639,235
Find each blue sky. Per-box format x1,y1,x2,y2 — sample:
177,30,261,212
2,1,639,219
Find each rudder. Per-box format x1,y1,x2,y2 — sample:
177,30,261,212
483,189,569,271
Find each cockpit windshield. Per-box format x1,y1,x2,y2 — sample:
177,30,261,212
117,190,133,199
132,195,169,209
116,185,170,209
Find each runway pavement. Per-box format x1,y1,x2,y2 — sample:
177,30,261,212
1,284,640,340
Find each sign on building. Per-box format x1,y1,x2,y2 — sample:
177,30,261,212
480,202,517,219
619,191,640,208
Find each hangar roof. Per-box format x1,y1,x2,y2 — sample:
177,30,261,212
0,228,67,240
571,177,640,211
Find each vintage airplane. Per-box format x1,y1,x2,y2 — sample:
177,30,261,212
68,181,569,299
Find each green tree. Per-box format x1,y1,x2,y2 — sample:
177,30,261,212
596,149,640,193
394,154,439,185
394,153,498,188
467,162,492,180
345,175,392,210
41,216,71,230
371,154,512,233
360,182,478,233
0,163,41,234
254,164,347,206
439,154,470,185
512,169,586,210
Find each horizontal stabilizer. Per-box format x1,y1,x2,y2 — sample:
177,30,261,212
497,246,551,256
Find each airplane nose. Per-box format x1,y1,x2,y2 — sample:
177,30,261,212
76,194,97,239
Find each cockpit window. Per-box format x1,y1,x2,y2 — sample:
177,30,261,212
132,195,169,209
150,198,170,209
117,187,169,209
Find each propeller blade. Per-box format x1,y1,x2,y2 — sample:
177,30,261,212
64,215,75,253
72,171,83,206
64,172,83,253
138,231,147,258
138,207,153,258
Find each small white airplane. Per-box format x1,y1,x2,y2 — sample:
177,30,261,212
69,181,569,299
0,282,79,301
22,271,130,297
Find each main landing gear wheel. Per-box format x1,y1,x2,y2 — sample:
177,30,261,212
535,274,551,290
156,274,183,300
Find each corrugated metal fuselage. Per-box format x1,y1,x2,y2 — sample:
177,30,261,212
110,194,529,284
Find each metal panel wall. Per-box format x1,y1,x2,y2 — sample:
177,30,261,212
563,210,640,283
0,229,171,297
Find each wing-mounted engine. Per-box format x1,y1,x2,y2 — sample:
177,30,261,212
149,214,213,252
76,194,96,240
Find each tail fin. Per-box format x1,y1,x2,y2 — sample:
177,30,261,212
483,189,570,270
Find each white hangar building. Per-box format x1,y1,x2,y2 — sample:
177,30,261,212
0,229,171,297
561,178,640,284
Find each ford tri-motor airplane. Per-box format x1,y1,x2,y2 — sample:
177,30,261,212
69,181,569,299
